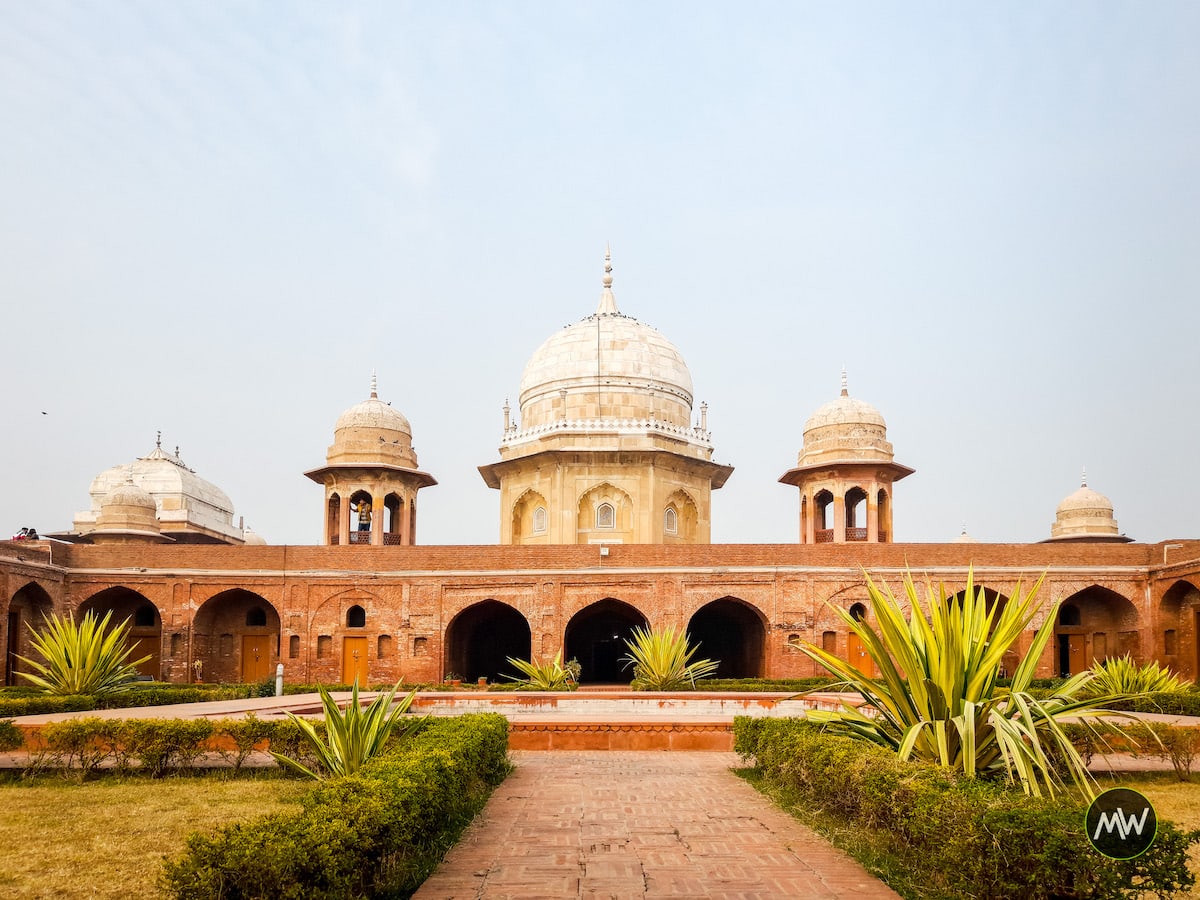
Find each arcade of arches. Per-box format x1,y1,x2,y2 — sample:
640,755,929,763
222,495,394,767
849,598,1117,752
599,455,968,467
1,544,1200,687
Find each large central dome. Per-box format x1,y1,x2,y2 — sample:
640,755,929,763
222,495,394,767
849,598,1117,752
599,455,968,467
517,251,694,429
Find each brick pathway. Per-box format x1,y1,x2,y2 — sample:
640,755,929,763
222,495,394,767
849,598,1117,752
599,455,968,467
413,751,900,900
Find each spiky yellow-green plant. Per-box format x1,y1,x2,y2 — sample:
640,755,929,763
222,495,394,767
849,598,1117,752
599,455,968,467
793,570,1120,798
620,625,720,691
17,610,151,695
505,651,578,690
270,680,423,779
1085,654,1187,696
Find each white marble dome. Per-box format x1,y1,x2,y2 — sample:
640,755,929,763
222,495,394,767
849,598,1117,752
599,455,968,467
517,253,694,429
335,390,412,436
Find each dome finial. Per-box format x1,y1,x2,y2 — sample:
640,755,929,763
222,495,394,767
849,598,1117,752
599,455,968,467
370,370,378,400
1081,467,1087,488
840,367,849,397
596,244,619,315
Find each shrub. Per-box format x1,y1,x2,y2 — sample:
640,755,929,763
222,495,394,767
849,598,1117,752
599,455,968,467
213,714,276,771
271,681,424,779
735,717,1199,900
0,718,23,751
792,568,1118,797
0,695,95,717
118,719,215,777
17,610,151,696
1085,655,1187,697
160,714,510,899
620,625,719,690
504,651,578,690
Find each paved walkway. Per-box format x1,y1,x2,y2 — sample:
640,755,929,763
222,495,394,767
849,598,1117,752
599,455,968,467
413,751,900,900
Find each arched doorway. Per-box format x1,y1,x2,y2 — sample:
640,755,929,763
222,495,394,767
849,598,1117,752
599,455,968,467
686,598,766,678
5,583,54,686
444,601,531,682
193,590,281,683
1054,586,1138,677
564,599,648,684
1159,580,1200,681
78,587,161,679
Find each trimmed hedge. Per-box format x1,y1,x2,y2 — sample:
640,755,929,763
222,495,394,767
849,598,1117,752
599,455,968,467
734,717,1199,900
160,713,510,899
1103,691,1200,718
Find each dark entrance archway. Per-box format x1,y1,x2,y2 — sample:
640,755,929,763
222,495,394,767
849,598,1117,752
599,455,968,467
6,583,53,686
687,598,766,678
564,599,648,684
444,601,531,683
79,587,161,679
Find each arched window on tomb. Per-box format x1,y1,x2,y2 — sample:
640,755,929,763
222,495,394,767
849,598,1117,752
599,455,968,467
532,506,547,535
849,602,867,622
663,507,678,536
814,490,834,542
596,503,615,529
347,605,366,628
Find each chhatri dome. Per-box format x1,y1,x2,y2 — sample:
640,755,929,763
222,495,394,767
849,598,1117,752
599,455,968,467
779,371,913,544
1044,470,1132,543
89,470,170,544
305,374,436,546
480,249,731,545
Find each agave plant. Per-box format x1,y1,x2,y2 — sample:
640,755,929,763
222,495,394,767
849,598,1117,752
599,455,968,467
793,569,1120,798
270,680,423,779
505,651,578,690
621,624,719,691
1085,654,1187,696
17,610,151,695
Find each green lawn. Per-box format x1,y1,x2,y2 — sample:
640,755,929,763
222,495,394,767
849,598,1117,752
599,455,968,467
0,772,309,899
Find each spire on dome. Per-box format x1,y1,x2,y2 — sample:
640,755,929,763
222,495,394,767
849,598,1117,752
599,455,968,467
596,245,619,315
370,370,379,400
1081,467,1087,488
840,367,849,397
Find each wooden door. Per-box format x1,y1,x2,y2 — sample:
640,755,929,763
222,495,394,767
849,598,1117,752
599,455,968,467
127,637,160,680
1067,635,1087,675
342,636,369,686
241,635,271,682
847,632,873,676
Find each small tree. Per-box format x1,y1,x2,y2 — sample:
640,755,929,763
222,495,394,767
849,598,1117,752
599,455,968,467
18,610,151,695
621,625,719,691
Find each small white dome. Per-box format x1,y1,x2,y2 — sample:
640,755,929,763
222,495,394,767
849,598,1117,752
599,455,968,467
797,372,894,466
325,375,419,470
1048,471,1130,542
335,391,412,436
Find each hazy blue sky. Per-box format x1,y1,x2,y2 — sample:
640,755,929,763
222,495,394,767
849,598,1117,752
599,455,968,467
2,2,1197,547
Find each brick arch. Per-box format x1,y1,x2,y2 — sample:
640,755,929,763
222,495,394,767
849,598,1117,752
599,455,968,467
307,588,386,685
1159,580,1200,681
5,582,54,686
194,589,281,684
564,598,648,685
686,597,766,678
78,586,161,680
444,600,532,683
1054,585,1139,676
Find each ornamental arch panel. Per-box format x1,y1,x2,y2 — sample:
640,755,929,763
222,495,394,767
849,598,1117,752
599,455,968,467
686,597,766,678
1159,580,1200,680
444,600,531,683
78,586,161,679
564,598,648,684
